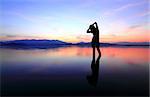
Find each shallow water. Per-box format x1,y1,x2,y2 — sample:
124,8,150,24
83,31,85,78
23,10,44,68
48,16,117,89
1,46,149,96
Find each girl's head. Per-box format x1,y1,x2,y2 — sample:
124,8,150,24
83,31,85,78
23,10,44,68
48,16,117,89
89,25,95,29
89,25,95,32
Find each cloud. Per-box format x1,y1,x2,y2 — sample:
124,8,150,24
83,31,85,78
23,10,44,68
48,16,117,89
131,11,150,18
114,1,146,12
100,22,149,42
0,34,44,40
101,20,129,35
103,1,147,16
129,24,143,29
76,35,91,42
7,12,56,24
115,10,150,21
126,23,148,33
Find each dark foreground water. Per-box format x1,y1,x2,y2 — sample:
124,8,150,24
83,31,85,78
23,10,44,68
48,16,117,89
1,46,149,96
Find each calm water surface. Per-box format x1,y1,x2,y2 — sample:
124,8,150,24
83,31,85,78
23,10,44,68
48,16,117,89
1,46,149,96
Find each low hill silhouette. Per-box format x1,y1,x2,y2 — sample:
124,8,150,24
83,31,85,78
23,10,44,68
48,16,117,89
0,39,149,49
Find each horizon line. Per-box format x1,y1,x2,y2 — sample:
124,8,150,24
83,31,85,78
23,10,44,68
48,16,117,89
0,39,149,43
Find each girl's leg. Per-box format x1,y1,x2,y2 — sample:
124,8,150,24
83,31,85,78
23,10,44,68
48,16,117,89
92,46,95,60
96,47,101,56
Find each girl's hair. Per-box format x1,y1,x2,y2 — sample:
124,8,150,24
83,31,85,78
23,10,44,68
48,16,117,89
89,25,95,29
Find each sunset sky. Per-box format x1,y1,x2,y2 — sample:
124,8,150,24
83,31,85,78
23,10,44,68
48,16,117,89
0,0,149,43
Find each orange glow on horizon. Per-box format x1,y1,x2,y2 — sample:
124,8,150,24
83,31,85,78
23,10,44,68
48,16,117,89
2,46,148,64
0,29,149,43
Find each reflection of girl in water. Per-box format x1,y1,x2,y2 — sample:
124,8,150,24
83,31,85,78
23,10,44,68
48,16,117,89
87,55,101,86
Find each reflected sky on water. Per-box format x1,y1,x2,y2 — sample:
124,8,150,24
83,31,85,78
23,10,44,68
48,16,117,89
1,46,149,96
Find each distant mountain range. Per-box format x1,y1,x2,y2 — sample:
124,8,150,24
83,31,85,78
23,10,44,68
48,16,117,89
0,39,149,49
0,40,72,49
0,39,72,45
